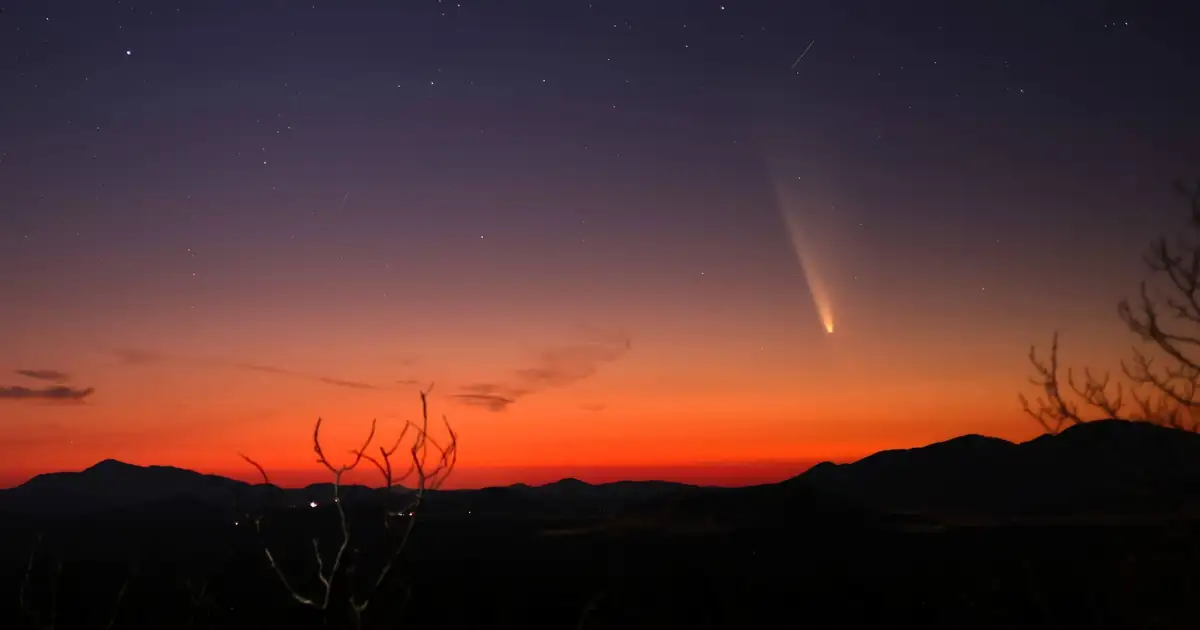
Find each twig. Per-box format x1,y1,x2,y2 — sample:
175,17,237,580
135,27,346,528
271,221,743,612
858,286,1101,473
350,389,458,617
1021,179,1200,433
18,533,43,629
183,578,208,630
575,592,606,630
241,387,458,627
103,565,137,630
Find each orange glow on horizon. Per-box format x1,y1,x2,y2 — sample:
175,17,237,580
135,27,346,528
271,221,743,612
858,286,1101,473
0,368,1045,489
0,310,1094,490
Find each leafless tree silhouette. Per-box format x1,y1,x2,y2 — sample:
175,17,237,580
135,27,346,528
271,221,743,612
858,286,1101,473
17,534,61,630
17,533,134,630
1021,178,1200,433
239,386,458,628
181,577,209,630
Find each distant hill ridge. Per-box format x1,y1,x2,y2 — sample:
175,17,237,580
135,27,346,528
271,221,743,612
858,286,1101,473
2,420,1198,519
794,419,1200,515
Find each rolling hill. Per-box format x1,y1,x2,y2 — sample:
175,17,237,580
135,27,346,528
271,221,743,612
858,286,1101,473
3,420,1198,524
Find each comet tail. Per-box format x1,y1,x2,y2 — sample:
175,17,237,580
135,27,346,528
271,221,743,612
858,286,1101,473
770,180,835,334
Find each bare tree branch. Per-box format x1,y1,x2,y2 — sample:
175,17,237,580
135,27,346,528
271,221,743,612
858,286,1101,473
240,386,458,627
238,452,318,609
349,387,458,620
1018,332,1111,434
102,566,136,630
1022,178,1200,433
18,534,46,630
18,534,65,630
575,592,607,630
182,578,209,630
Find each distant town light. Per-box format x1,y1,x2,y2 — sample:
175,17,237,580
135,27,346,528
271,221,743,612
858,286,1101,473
310,501,318,508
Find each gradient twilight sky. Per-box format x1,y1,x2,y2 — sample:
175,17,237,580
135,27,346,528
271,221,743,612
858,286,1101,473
1,1,1197,488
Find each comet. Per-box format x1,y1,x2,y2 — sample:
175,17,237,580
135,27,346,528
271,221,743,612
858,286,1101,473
748,67,836,335
769,175,835,335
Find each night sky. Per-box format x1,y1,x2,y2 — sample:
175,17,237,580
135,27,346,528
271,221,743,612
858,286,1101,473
1,1,1197,488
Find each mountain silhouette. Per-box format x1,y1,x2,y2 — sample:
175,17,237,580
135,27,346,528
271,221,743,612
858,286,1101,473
794,419,1200,516
0,459,251,515
3,420,1198,521
0,461,689,519
603,478,903,534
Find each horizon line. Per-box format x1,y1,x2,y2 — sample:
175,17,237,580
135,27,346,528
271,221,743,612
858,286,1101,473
1,458,834,491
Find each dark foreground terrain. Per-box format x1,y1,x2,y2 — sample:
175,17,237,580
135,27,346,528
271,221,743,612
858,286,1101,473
2,511,1199,629
2,420,1199,629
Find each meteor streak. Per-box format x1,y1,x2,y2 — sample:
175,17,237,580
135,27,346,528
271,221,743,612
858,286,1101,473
791,40,815,70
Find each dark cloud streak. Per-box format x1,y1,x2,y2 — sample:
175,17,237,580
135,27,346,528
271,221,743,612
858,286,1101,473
15,369,71,383
451,383,524,412
452,393,519,412
451,331,631,412
111,348,389,390
317,377,379,390
0,385,94,402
